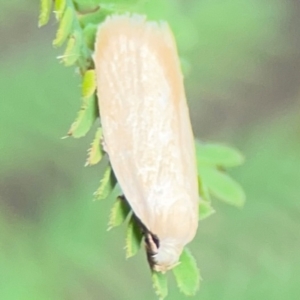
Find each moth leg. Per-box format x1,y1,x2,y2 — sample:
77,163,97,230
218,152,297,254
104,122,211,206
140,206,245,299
144,231,160,270
118,195,160,270
133,215,160,270
117,194,131,207
117,194,126,201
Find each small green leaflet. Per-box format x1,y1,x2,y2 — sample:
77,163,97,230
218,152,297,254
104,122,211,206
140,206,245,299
199,167,246,207
152,271,168,300
83,24,98,50
68,95,98,138
125,216,143,258
68,70,97,138
61,31,82,66
53,7,74,47
104,181,123,203
196,141,244,168
38,0,52,27
199,201,215,221
54,0,66,21
82,69,96,99
198,176,211,202
94,166,116,200
172,248,201,296
85,128,104,166
108,196,131,230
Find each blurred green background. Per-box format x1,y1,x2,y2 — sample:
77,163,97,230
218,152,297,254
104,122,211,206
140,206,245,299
1,0,300,299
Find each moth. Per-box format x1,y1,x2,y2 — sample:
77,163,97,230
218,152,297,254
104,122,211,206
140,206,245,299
93,14,199,273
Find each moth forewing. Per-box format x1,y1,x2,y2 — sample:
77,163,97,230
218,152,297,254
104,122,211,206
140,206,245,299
93,14,199,272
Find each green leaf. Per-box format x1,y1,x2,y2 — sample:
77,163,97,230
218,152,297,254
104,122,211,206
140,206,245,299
172,248,200,296
198,176,211,202
125,216,143,258
79,6,111,28
73,0,101,9
152,271,168,300
68,95,98,138
85,127,104,166
108,196,131,230
199,167,246,207
94,166,116,200
54,0,66,20
196,142,244,168
83,24,98,50
38,0,52,27
199,201,215,221
53,7,74,47
74,0,141,10
61,30,82,66
82,70,96,99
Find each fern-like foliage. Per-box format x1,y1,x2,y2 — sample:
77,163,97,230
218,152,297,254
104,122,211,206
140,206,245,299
39,1,245,298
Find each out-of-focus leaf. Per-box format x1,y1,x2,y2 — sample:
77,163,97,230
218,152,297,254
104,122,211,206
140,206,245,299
196,142,244,168
83,24,98,50
152,271,168,300
200,167,246,207
53,7,74,47
189,0,283,93
38,0,52,27
61,30,82,66
68,95,98,138
108,196,131,230
82,69,96,99
125,216,143,258
74,0,141,10
198,175,211,202
142,0,198,54
172,248,200,296
85,127,104,166
94,166,116,200
54,0,66,20
79,6,111,28
199,201,215,221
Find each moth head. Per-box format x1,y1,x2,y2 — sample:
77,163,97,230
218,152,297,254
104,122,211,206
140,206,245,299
145,232,182,273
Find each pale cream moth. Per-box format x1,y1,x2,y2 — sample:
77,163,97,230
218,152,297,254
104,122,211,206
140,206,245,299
93,14,199,273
